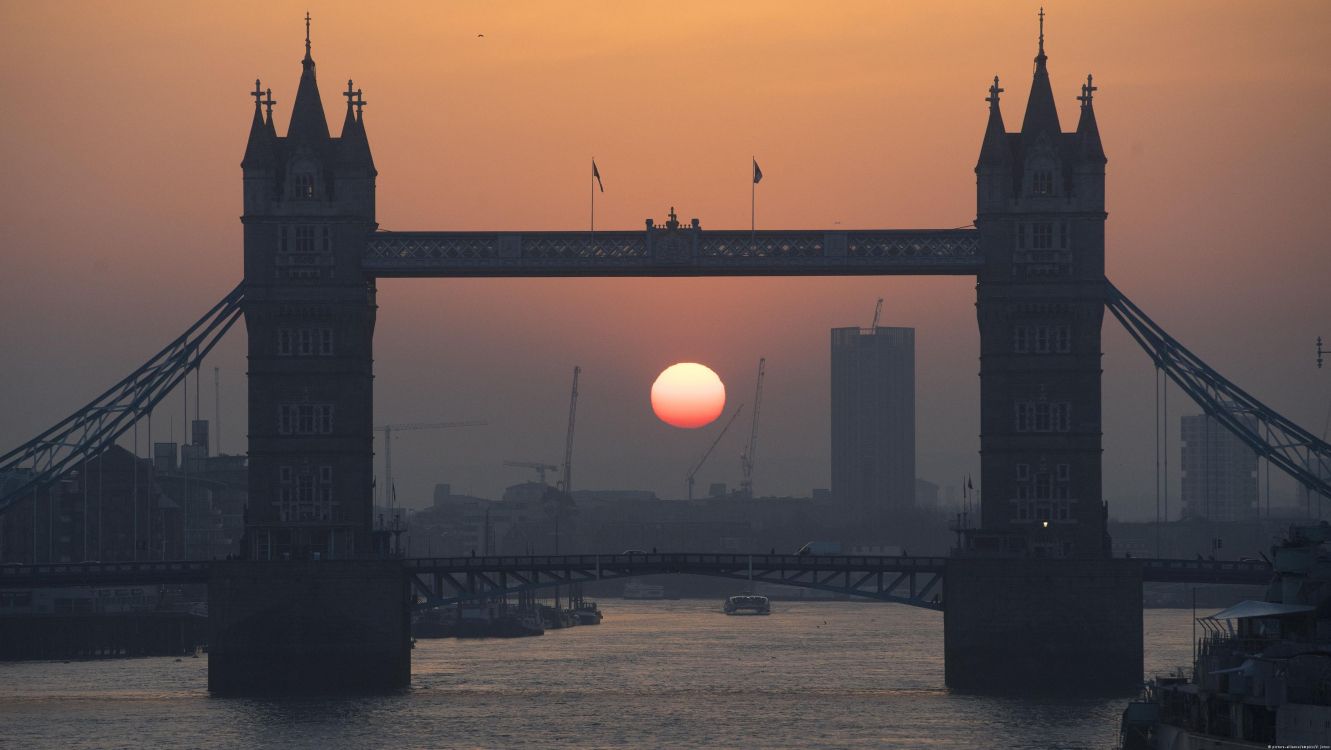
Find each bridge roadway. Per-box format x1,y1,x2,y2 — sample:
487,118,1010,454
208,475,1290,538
0,554,1271,611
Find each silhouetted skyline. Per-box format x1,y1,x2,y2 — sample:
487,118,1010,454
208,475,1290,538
1,2,1328,519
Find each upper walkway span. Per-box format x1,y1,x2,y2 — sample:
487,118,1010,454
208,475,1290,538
362,227,983,278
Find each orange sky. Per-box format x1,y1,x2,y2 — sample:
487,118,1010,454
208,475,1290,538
1,1,1328,518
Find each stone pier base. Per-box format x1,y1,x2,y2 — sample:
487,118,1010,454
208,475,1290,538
944,558,1142,693
208,560,410,695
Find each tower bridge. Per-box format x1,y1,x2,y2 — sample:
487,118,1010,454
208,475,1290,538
1,16,1328,694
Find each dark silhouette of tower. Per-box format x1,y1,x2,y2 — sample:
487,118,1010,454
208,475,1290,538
972,17,1109,557
240,19,379,559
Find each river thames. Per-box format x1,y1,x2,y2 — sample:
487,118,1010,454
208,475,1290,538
0,601,1196,749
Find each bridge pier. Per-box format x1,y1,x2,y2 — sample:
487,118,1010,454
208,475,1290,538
208,560,410,695
943,558,1142,693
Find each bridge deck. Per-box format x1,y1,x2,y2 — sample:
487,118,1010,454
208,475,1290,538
361,228,983,277
0,555,1271,592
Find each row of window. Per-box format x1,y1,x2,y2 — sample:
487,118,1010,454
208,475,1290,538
281,225,333,254
1015,221,1069,251
1013,324,1072,354
1015,500,1071,521
277,404,335,435
276,465,334,522
1016,463,1070,482
277,328,334,356
1016,478,1071,501
1014,401,1071,433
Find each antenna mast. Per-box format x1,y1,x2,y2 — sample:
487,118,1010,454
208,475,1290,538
740,358,766,499
561,366,581,494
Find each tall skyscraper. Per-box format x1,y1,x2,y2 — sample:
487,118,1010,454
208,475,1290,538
830,325,915,526
1181,413,1258,522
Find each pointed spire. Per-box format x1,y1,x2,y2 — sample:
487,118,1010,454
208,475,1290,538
243,79,275,169
1021,6,1061,143
1075,74,1106,163
338,78,375,172
978,76,1011,167
288,12,330,143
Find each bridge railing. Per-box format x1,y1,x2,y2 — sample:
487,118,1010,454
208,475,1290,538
361,228,982,278
0,560,212,587
402,553,949,572
1140,557,1272,584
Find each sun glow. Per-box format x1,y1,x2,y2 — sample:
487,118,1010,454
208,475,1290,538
651,363,726,429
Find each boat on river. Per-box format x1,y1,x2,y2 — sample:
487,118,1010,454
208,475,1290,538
1118,522,1331,749
723,594,771,615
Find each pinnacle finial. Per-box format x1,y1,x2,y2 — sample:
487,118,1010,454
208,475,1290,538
262,88,276,119
986,75,1004,108
344,79,366,117
252,79,264,109
1077,73,1098,108
304,12,312,59
1032,7,1043,57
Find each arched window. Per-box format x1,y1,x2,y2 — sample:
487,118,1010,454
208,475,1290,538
289,158,319,200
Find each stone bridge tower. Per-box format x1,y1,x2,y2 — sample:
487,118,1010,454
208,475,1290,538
239,23,379,559
973,19,1109,558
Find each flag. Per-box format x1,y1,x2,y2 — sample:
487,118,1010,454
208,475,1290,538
593,160,604,192
752,158,763,184
967,475,974,490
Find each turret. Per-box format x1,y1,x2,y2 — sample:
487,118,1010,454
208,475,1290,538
976,76,1012,214
334,80,377,217
241,80,276,214
1072,74,1106,209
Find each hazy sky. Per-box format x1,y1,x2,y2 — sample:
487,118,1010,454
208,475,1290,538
1,1,1328,520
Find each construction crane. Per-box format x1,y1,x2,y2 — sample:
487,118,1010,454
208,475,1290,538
560,366,581,493
686,403,744,500
870,297,883,330
739,358,766,499
503,460,559,485
378,420,486,510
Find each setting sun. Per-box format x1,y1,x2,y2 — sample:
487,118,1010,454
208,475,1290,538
651,363,726,429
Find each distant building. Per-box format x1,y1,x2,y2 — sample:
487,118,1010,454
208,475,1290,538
1181,413,1258,522
830,325,915,526
0,445,183,563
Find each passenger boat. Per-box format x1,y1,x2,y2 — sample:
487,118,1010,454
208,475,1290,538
573,601,604,625
724,594,771,615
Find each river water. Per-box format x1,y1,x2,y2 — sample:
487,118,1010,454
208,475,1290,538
0,602,1197,749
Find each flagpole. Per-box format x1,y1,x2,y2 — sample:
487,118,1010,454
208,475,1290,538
750,156,756,239
590,158,595,234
